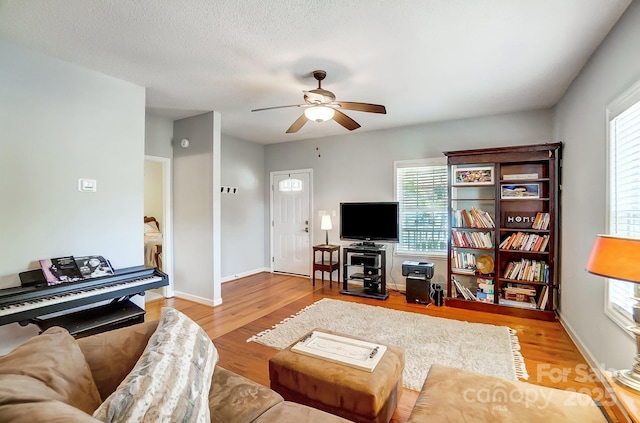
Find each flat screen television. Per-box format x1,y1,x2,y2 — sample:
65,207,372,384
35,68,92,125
340,202,399,245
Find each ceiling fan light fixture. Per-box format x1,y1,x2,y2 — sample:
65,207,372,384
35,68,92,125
304,106,335,123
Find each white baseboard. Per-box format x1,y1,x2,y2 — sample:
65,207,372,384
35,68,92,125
174,268,269,307
221,267,270,283
173,290,216,307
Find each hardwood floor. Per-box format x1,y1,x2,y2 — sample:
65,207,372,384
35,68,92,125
146,272,622,422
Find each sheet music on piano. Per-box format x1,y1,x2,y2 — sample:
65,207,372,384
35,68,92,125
39,255,115,286
0,265,168,337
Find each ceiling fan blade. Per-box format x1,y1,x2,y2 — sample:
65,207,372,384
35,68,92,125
333,110,361,131
251,104,305,112
335,102,387,114
285,114,308,133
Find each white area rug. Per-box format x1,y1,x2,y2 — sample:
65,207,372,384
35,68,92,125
247,298,528,391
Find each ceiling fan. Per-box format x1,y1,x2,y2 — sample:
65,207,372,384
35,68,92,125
251,70,387,133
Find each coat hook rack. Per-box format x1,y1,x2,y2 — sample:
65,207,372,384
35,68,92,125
221,186,239,194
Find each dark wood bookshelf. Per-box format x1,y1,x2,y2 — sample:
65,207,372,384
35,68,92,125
445,142,562,320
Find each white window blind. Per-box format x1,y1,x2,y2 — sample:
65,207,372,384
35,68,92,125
607,92,640,324
394,159,448,254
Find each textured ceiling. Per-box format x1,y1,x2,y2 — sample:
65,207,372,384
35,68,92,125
0,0,631,144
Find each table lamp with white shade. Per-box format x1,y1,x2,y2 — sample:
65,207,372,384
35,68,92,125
321,215,333,245
586,234,640,391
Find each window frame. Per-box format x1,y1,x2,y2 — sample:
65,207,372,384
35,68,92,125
393,157,449,258
604,79,640,335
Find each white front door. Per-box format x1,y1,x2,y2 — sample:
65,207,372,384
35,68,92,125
272,171,311,276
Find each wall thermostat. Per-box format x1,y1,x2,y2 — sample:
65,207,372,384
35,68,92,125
180,138,190,148
78,178,97,192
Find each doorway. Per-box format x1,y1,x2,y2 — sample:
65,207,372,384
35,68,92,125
270,169,313,276
144,155,174,299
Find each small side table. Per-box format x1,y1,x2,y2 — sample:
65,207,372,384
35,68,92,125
312,245,340,287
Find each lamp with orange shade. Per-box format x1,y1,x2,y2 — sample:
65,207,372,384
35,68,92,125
586,234,640,391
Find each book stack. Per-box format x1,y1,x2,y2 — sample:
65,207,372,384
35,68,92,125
499,284,550,310
452,208,495,229
499,232,550,251
476,278,494,303
532,212,550,230
502,259,549,282
451,250,476,274
451,230,494,248
503,283,536,302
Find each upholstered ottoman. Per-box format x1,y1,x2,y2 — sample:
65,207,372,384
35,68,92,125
407,365,608,422
268,329,404,423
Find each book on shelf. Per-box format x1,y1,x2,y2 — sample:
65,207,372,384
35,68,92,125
40,255,114,286
452,230,493,248
503,173,539,181
476,291,493,303
502,258,548,282
453,208,495,229
503,284,536,296
539,235,550,252
451,250,477,271
531,212,550,230
537,286,550,310
452,278,477,301
478,282,494,294
498,297,537,309
452,267,476,275
500,232,549,252
504,292,534,302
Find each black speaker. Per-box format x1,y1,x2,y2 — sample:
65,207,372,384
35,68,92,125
406,276,430,304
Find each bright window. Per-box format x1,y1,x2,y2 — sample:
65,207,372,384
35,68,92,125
394,158,448,255
606,81,640,329
278,178,302,192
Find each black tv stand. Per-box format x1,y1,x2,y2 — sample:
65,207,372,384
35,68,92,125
341,244,388,300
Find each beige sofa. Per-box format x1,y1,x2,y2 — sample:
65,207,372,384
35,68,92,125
0,319,351,423
407,365,609,423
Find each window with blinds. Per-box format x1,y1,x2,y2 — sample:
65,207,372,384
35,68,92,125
394,158,448,254
606,84,640,327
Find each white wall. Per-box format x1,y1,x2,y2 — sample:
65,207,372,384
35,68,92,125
173,112,222,305
265,109,554,291
0,40,146,353
220,134,267,280
553,1,640,369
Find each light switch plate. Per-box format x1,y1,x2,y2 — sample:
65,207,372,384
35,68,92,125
78,178,97,192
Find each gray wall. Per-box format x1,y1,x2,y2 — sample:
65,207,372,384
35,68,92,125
265,109,554,290
221,134,267,279
145,113,267,285
0,40,146,353
173,112,222,305
145,113,174,158
554,0,640,369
